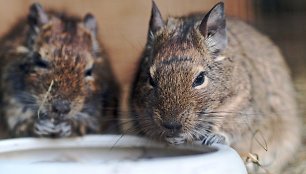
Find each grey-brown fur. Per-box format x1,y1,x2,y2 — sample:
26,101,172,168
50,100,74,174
129,2,301,173
0,3,119,138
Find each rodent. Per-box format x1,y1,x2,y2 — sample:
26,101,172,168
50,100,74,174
0,3,119,138
128,2,301,173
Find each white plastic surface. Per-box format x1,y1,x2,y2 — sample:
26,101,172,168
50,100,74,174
0,135,247,174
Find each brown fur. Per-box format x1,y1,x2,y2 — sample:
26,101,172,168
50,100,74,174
128,2,301,173
0,4,119,138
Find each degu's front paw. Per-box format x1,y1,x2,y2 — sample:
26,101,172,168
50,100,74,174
165,135,187,145
201,134,226,145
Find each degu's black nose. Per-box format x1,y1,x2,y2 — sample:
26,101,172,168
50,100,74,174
52,100,71,114
162,121,182,131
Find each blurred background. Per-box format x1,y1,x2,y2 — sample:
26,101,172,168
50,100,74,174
0,0,305,172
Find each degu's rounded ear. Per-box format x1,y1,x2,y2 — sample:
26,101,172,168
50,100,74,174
28,3,49,29
83,13,97,36
199,2,227,56
149,1,164,33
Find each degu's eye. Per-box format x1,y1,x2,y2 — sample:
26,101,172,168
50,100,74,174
148,74,156,87
33,52,49,69
192,71,208,89
85,65,94,77
85,68,93,77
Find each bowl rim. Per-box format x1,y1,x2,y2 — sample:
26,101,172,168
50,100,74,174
0,134,216,154
0,135,248,174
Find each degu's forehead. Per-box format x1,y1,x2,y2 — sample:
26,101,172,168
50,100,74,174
151,45,210,69
150,57,205,78
37,19,92,48
35,36,93,62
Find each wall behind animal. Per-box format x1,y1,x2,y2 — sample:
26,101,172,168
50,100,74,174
0,0,252,110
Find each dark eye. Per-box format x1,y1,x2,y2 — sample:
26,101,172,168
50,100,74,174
85,68,93,76
35,59,49,68
38,113,48,120
148,74,156,87
192,71,206,88
33,52,49,68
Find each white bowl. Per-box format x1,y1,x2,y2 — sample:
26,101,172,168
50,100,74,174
0,135,247,174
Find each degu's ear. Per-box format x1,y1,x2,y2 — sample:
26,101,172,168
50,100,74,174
199,2,227,56
83,13,98,37
28,3,49,30
149,1,164,34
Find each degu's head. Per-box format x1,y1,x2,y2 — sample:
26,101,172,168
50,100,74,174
132,2,240,145
13,3,104,137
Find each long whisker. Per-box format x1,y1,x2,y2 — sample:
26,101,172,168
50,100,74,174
37,80,54,118
110,134,124,150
